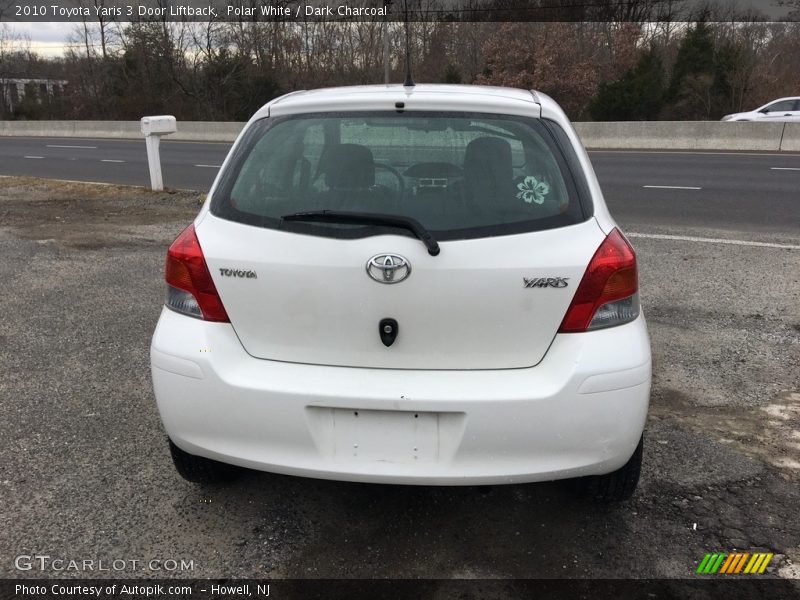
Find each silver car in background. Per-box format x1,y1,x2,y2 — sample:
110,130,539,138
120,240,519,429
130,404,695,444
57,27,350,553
721,97,800,122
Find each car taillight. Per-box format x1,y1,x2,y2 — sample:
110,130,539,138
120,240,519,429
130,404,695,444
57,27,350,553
559,228,639,333
164,224,229,322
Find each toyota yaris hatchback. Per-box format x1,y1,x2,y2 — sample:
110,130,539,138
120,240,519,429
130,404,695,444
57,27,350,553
151,84,651,502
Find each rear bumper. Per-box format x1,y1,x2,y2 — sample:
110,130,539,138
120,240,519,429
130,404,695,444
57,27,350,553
151,308,651,485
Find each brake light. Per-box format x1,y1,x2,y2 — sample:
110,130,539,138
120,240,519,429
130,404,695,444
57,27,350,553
559,228,639,333
164,224,229,322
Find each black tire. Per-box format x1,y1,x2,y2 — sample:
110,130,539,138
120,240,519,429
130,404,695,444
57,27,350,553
571,436,643,503
168,439,239,484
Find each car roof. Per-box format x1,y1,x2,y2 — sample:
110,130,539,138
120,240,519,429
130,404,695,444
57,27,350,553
761,96,800,105
256,84,548,119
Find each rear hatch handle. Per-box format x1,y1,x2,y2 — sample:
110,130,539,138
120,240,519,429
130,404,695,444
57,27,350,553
281,210,440,256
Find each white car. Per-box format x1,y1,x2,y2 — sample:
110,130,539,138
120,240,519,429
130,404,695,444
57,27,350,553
151,84,651,502
721,97,800,122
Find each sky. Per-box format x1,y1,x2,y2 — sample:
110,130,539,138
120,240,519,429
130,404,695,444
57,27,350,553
3,23,84,57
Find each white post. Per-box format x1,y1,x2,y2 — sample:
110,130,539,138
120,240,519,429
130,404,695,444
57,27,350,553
145,134,164,191
141,115,177,192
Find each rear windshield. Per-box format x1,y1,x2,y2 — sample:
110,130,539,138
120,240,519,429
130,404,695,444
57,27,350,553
211,111,591,241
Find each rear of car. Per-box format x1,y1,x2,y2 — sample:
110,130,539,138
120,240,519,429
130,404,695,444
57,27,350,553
151,85,650,500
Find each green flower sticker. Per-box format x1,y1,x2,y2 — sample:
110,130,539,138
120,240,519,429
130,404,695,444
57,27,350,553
516,176,550,204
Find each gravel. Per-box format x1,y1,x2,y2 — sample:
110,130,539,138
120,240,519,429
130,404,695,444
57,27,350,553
0,177,798,581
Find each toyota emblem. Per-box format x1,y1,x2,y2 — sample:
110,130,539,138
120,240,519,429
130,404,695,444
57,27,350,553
366,254,411,284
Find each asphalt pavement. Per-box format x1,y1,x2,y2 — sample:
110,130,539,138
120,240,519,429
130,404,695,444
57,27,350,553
0,137,228,189
1,136,799,234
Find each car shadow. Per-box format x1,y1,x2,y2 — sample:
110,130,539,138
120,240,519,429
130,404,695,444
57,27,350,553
192,468,627,579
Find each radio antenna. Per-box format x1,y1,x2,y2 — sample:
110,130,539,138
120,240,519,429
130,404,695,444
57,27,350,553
403,0,415,87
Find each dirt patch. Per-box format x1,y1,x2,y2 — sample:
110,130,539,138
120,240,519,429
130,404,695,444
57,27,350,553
643,386,800,576
652,388,800,475
0,176,203,248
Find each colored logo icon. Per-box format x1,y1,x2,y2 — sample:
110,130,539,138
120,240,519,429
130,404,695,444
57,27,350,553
697,552,774,575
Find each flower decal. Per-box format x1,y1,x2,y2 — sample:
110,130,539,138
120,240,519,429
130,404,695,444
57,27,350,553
516,176,550,205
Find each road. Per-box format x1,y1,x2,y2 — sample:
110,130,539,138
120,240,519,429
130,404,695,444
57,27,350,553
1,136,799,236
0,137,227,189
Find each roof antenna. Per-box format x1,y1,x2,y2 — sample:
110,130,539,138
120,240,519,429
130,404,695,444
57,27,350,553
402,0,415,87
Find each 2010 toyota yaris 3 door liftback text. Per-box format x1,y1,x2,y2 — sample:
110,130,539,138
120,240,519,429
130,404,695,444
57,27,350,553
151,84,651,502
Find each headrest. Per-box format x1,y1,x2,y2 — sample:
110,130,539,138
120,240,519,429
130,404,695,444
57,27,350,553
323,144,375,189
464,137,513,187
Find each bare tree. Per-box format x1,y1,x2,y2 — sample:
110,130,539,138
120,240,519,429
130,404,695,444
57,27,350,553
477,22,641,119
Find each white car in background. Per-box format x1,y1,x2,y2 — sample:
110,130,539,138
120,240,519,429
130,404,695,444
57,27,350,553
721,97,800,122
150,84,651,502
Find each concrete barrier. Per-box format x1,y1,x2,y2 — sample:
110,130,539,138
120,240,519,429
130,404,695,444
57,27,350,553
0,120,142,139
0,119,797,151
0,120,245,142
779,123,800,152
573,121,787,152
171,121,245,142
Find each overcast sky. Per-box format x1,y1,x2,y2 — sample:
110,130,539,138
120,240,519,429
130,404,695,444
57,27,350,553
4,23,82,56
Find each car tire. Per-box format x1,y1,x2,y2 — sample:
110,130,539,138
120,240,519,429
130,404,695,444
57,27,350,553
168,439,239,484
570,436,643,503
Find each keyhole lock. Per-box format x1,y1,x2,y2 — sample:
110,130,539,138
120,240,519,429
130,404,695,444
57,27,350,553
379,318,398,347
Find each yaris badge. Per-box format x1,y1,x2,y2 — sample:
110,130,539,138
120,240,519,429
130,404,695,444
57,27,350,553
524,277,569,288
366,254,411,284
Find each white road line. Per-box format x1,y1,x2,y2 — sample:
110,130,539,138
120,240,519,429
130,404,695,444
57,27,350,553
643,185,702,190
45,144,97,149
627,232,800,250
589,150,800,157
100,159,125,163
24,156,44,159
770,167,800,171
195,164,221,168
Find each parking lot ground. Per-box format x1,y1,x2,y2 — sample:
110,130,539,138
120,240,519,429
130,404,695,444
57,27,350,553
0,177,798,583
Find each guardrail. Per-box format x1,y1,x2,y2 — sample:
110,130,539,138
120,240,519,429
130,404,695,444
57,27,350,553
1,119,799,151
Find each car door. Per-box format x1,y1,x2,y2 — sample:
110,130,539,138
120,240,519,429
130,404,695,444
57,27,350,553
789,100,800,122
757,100,797,122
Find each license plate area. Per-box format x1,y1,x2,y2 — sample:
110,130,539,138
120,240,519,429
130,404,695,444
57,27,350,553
306,407,442,464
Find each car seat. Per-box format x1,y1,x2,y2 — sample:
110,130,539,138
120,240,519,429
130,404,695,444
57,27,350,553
463,137,515,219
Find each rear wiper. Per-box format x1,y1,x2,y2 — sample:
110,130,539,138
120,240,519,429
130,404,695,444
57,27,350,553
281,210,440,256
